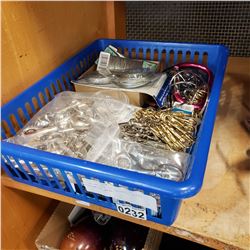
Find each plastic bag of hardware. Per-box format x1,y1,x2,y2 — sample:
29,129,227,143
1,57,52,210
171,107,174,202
5,91,137,174
93,138,190,182
92,90,138,123
85,124,120,163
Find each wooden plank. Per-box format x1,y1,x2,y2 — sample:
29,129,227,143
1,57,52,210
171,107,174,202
114,2,126,39
106,1,116,38
1,184,57,250
1,1,112,105
105,1,126,39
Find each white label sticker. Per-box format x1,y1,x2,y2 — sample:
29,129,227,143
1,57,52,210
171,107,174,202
116,203,147,220
173,102,194,114
75,200,90,206
81,178,157,212
97,52,110,71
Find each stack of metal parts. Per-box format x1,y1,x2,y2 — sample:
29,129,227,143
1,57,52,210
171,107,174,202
119,108,199,152
167,63,212,113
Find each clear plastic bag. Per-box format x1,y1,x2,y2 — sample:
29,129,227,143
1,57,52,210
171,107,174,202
73,71,114,86
91,138,190,181
5,91,136,177
112,70,162,89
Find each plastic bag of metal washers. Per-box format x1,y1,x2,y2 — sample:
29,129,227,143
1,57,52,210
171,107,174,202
92,138,190,182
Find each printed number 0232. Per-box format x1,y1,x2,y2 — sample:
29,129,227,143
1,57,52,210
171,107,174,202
116,204,147,220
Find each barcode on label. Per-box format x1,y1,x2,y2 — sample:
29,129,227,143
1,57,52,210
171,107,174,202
97,52,110,71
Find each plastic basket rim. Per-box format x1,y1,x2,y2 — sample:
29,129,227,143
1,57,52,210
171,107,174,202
96,38,230,51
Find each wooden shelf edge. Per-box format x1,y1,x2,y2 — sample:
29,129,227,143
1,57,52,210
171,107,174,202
1,175,240,250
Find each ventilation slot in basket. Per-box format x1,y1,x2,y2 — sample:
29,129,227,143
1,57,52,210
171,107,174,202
185,51,191,62
44,88,53,101
50,83,57,96
202,52,208,66
3,119,16,137
17,108,28,126
169,50,175,66
117,47,123,55
145,48,151,60
32,97,41,111
131,48,136,59
51,168,82,193
177,51,183,63
138,48,143,59
9,114,20,133
153,49,159,61
160,49,167,70
124,48,129,57
51,168,67,190
61,75,70,90
194,51,200,64
27,161,51,186
72,68,78,80
38,92,47,106
56,79,64,92
3,155,22,179
75,65,81,77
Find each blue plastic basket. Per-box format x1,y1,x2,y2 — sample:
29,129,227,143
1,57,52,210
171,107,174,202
1,39,228,225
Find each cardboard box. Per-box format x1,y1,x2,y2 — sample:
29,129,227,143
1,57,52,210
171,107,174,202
35,202,162,250
75,83,146,107
73,65,168,107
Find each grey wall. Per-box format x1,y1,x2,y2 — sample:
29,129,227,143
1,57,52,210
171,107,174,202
126,1,250,56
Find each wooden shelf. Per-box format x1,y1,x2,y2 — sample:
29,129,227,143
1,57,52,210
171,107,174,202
1,175,225,249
